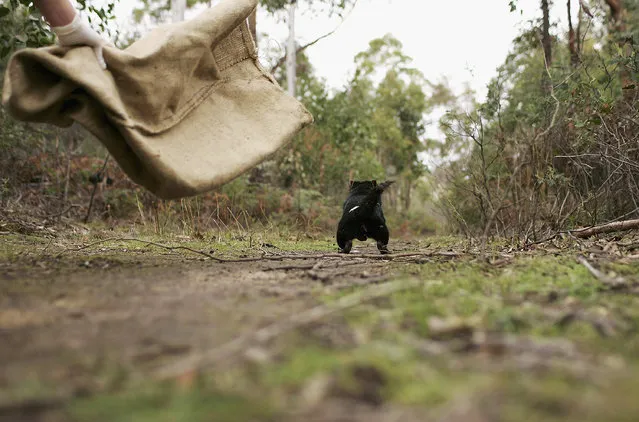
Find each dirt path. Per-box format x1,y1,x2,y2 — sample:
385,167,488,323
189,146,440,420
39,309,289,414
0,239,406,405
3,233,639,422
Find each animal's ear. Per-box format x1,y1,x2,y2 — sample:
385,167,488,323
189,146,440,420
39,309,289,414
372,180,377,186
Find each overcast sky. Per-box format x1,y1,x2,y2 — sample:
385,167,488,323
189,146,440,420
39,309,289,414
87,0,585,166
99,0,583,102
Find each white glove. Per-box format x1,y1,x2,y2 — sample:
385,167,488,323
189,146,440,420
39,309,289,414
52,12,111,70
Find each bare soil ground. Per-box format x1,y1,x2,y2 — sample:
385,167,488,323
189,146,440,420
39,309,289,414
2,229,639,422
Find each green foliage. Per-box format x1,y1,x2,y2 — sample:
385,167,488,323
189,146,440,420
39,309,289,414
276,34,447,213
76,0,119,38
0,0,118,61
0,0,54,60
436,1,639,238
133,0,356,24
261,0,355,15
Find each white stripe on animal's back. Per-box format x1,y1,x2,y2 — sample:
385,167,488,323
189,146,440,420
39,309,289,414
349,205,360,213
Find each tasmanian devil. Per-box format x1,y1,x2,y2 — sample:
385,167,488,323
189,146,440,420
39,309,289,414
336,180,394,254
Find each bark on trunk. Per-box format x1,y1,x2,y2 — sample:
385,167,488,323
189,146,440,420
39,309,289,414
540,0,553,94
576,3,582,56
567,0,579,66
403,179,412,212
286,0,297,97
604,0,634,97
604,0,623,25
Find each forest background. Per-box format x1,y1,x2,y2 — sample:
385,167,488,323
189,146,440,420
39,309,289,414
1,0,637,245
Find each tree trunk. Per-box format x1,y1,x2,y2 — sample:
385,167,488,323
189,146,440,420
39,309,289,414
171,0,186,23
567,0,579,66
286,0,297,97
403,179,412,212
604,0,633,97
540,0,552,94
576,3,582,56
604,0,623,25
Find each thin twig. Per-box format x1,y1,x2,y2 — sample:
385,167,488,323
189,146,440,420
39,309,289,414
263,259,369,272
58,237,467,262
263,263,317,271
45,204,80,220
330,274,391,290
270,0,359,73
577,255,627,288
534,34,561,144
57,237,225,261
153,278,424,380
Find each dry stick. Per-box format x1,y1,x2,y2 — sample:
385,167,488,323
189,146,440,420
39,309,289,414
61,144,73,218
331,274,391,290
570,218,639,238
528,218,639,246
58,237,225,262
60,237,465,262
263,263,318,271
264,259,371,272
480,162,527,254
481,32,561,251
153,278,424,380
45,204,80,220
576,255,628,288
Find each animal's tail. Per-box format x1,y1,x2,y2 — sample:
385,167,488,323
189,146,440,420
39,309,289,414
353,180,395,216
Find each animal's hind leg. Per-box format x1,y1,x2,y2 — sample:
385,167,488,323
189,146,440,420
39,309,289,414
370,223,390,254
337,231,353,254
376,240,390,254
341,239,353,254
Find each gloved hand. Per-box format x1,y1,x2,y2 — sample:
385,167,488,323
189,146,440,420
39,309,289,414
52,12,111,70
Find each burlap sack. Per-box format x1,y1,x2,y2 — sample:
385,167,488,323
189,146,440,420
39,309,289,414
2,0,313,199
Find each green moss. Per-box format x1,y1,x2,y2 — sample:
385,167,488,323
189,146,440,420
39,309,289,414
261,346,344,387
69,384,275,422
4,231,639,420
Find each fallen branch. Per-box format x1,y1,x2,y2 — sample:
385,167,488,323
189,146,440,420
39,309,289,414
306,260,327,281
57,237,225,262
555,309,625,337
264,259,368,272
577,255,628,289
44,204,80,220
570,218,639,238
58,237,466,263
263,263,318,271
526,218,639,246
330,274,391,290
153,278,424,380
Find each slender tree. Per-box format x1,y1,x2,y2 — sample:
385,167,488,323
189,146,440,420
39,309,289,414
567,0,579,66
540,0,553,94
602,0,633,96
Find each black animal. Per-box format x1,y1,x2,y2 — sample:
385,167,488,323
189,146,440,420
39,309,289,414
336,180,394,254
